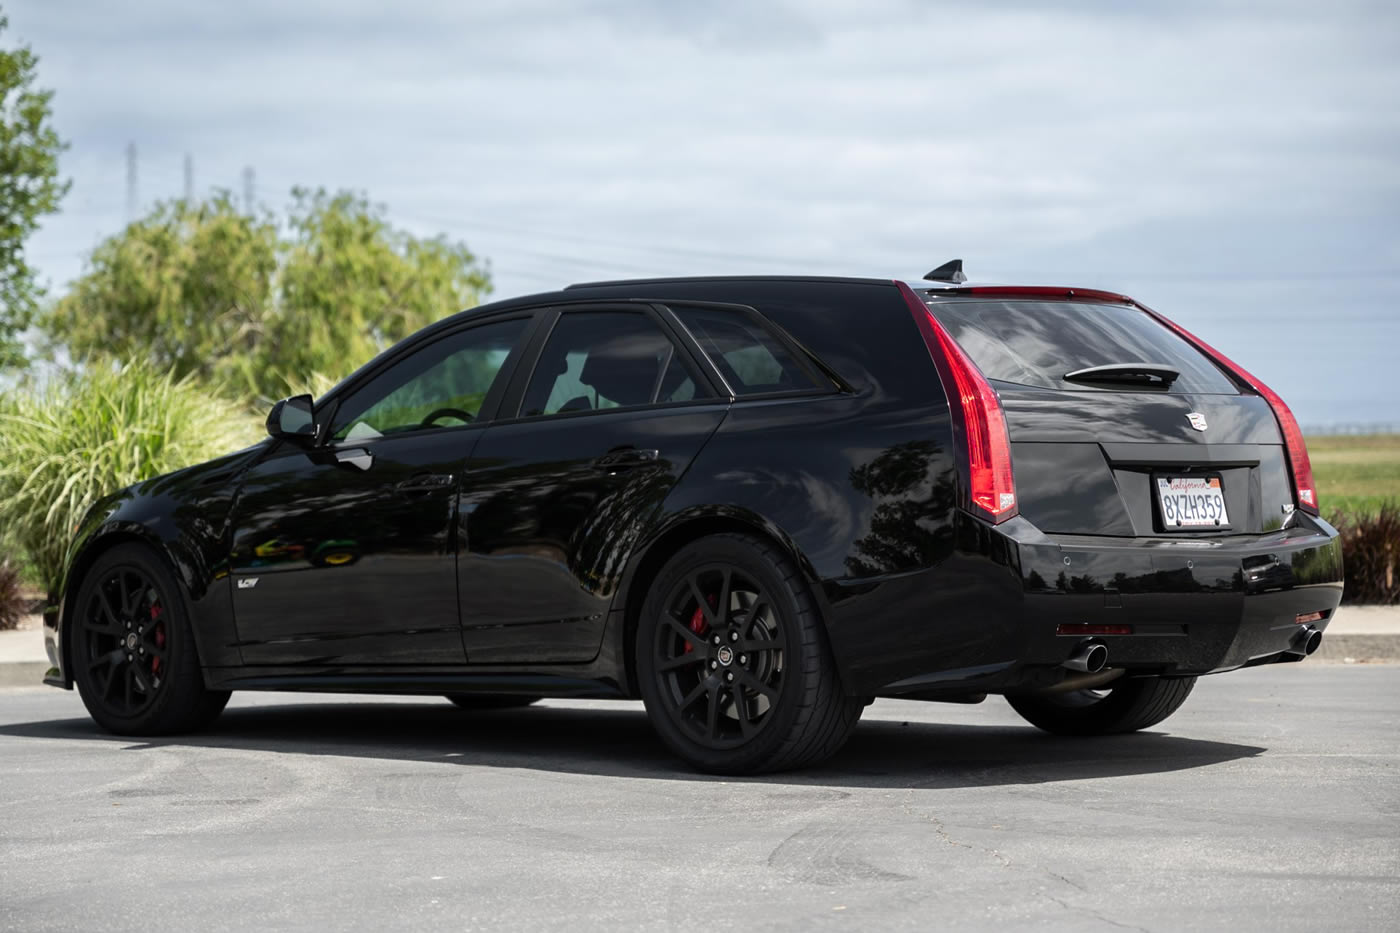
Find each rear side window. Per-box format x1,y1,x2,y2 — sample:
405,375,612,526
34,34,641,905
926,300,1238,394
671,306,823,396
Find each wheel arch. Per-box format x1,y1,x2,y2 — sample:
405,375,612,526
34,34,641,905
57,526,199,688
615,508,833,698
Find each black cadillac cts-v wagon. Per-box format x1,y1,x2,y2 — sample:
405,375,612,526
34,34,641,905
45,262,1344,773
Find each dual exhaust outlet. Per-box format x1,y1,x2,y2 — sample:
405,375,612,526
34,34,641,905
1060,624,1323,675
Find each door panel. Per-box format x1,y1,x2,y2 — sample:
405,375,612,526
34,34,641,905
228,314,533,665
230,433,474,664
458,406,727,663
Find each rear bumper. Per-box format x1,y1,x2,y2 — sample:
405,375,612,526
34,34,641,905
862,512,1343,696
1010,512,1344,677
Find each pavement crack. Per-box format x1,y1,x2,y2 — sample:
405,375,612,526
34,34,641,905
1043,893,1151,933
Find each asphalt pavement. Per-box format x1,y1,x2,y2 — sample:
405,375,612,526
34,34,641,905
1,664,1397,932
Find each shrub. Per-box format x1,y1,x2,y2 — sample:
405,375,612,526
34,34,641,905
0,361,258,600
1332,502,1400,605
0,559,24,630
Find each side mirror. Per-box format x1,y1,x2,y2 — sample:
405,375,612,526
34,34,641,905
266,394,317,443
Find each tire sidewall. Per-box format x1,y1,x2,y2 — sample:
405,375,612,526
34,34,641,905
71,544,197,734
636,535,813,772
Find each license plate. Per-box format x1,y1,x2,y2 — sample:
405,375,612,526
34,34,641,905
1156,475,1230,528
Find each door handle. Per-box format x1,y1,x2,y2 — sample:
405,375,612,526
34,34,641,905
396,473,456,493
592,448,660,470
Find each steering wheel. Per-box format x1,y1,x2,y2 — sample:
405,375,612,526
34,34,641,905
420,407,474,427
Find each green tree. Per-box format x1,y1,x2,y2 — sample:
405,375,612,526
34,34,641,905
45,194,278,383
0,13,70,368
46,187,492,405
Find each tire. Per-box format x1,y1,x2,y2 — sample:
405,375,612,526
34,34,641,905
444,695,541,710
70,543,230,735
1006,676,1197,736
636,533,863,774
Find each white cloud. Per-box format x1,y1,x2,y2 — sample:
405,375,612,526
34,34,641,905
10,0,1399,423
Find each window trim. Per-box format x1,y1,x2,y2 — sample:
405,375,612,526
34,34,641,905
655,300,844,401
493,303,725,423
317,309,544,447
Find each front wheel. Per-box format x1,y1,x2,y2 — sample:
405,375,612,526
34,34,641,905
1006,676,1197,736
636,533,863,774
70,543,230,735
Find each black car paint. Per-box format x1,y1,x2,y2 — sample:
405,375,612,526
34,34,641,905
45,278,1345,702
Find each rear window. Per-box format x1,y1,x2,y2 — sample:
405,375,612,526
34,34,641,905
926,299,1238,394
671,306,825,396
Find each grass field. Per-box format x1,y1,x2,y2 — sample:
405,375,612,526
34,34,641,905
1307,434,1400,518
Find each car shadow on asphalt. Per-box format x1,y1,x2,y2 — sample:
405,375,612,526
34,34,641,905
0,698,1266,788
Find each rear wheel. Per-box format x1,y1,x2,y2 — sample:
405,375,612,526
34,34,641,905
1006,676,1197,736
70,543,230,735
636,533,863,774
444,695,540,710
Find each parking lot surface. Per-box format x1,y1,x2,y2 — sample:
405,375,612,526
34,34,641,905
1,665,1397,932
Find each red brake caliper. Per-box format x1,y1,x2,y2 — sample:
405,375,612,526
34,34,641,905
150,603,165,678
683,597,713,653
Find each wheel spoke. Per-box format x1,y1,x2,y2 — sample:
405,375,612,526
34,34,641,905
123,664,135,709
677,681,707,712
118,572,133,616
731,686,754,737
662,616,705,652
659,652,703,673
735,667,778,703
88,647,123,673
688,576,717,628
715,568,733,629
704,683,721,740
93,589,120,629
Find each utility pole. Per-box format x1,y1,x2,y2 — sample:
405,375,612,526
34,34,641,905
125,142,138,220
183,153,194,202
242,166,255,214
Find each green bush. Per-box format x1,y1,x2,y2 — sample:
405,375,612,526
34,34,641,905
0,558,24,630
1332,502,1400,605
0,361,258,600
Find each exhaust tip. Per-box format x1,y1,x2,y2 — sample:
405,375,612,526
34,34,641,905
1300,626,1322,656
1064,641,1108,674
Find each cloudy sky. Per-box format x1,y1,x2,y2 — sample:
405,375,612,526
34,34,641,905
9,0,1399,426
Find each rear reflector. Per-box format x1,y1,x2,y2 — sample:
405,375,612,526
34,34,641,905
1295,611,1325,624
1139,306,1319,516
1056,623,1134,636
898,282,1018,522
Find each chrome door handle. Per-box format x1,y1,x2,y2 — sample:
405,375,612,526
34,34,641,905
592,448,660,470
396,473,456,493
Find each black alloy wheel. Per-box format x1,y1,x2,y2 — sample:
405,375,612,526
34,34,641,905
637,533,863,774
71,544,230,735
1006,675,1198,736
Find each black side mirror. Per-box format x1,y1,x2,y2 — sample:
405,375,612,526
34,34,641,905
266,394,317,443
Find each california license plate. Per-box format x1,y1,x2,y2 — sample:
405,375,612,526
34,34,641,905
1156,475,1230,528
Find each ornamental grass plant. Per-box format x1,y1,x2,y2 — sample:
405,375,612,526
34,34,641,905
0,361,257,602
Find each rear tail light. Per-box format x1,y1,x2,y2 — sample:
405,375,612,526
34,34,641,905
1140,306,1319,515
898,282,1018,523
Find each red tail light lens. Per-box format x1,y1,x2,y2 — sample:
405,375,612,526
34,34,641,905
1140,306,1319,516
898,282,1018,522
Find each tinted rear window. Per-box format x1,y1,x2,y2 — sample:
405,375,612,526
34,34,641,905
670,306,824,396
926,300,1238,394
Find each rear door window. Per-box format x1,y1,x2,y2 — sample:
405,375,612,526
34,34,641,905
519,310,706,417
670,306,824,396
926,300,1238,394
